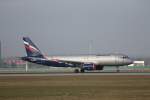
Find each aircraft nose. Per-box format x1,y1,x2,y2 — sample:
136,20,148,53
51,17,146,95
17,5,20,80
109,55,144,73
124,59,133,65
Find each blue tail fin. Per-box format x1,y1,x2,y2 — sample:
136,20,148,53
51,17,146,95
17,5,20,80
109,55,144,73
23,37,44,58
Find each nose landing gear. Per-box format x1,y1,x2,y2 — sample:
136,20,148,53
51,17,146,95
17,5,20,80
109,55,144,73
116,66,120,72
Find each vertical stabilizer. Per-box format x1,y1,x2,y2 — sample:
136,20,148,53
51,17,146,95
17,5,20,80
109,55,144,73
23,37,44,58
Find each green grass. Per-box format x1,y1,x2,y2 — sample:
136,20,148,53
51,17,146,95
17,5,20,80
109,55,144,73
0,75,150,100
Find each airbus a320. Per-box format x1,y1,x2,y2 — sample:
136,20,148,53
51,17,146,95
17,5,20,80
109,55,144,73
21,37,133,73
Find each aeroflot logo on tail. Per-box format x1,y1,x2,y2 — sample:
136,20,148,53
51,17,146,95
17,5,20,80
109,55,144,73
23,41,39,52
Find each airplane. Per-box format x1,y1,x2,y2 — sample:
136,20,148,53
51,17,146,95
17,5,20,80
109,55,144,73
21,37,133,73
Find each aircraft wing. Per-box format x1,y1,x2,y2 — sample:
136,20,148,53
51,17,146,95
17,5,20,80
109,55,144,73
51,59,83,67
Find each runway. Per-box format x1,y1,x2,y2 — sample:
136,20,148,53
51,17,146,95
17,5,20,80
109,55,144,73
0,72,150,76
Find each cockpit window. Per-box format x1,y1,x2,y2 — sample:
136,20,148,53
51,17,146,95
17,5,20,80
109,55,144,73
122,56,129,59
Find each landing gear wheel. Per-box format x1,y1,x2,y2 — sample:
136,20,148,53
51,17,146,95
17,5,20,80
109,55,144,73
74,69,79,73
80,68,85,73
116,66,120,73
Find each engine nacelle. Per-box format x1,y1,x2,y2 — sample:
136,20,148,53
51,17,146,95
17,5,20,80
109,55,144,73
83,63,104,71
83,63,95,70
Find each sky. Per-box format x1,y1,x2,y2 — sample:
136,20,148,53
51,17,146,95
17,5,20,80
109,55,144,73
0,0,150,58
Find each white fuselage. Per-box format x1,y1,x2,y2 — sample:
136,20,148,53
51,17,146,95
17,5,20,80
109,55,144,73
47,55,132,66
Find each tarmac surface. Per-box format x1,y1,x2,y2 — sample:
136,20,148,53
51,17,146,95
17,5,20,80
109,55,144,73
0,72,150,76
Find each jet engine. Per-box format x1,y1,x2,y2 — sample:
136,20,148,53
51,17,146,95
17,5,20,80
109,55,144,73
83,63,104,71
83,63,95,70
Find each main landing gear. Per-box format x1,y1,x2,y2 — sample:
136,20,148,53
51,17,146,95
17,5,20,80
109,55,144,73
74,69,79,73
74,68,85,73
